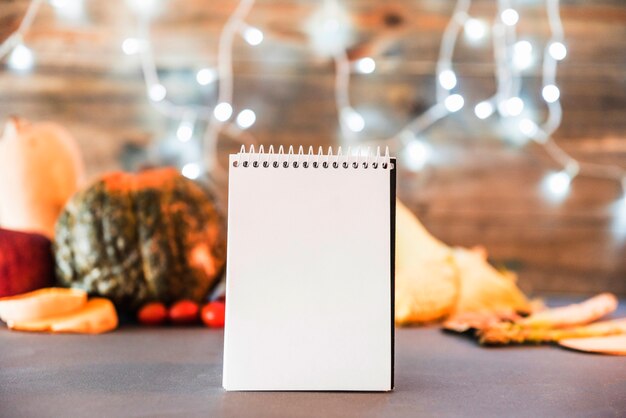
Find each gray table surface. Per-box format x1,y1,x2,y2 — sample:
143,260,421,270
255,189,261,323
1,300,625,418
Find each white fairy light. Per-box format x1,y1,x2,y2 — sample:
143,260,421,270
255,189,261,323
501,8,519,26
542,84,560,103
243,26,263,46
341,108,365,133
214,102,233,122
236,109,256,129
176,118,194,142
438,69,457,90
474,101,494,120
355,57,376,74
513,40,533,69
464,18,487,41
177,125,193,142
503,96,524,116
444,94,464,112
148,84,166,102
8,0,625,225
182,163,201,180
306,0,351,57
544,170,572,199
403,139,432,171
548,41,567,61
126,0,162,17
8,44,34,71
50,0,84,20
519,118,538,137
196,68,217,86
122,38,142,55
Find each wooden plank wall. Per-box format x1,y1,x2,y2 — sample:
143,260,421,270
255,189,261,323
1,0,625,295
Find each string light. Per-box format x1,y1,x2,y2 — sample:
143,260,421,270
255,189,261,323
49,0,84,21
542,84,560,103
503,96,524,116
513,40,533,69
2,0,625,218
148,84,166,102
355,57,376,74
214,102,233,122
126,0,162,18
403,139,432,171
306,0,352,57
242,26,264,46
236,109,256,129
176,114,195,142
196,68,217,85
544,170,572,199
8,44,34,71
181,162,201,179
438,69,457,90
122,38,142,55
519,118,538,137
341,108,365,133
501,9,519,26
548,41,567,60
474,101,494,119
464,18,487,41
444,94,465,112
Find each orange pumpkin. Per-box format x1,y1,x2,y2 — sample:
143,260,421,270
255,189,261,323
0,117,84,238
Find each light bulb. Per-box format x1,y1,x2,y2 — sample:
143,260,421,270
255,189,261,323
236,109,256,129
214,102,233,122
444,94,464,112
196,68,217,85
243,27,264,46
501,9,519,26
464,19,487,41
342,109,365,133
549,42,567,61
182,163,201,180
474,101,494,119
8,44,34,72
355,57,376,74
50,0,85,20
126,0,161,17
148,84,166,102
542,84,560,103
503,97,524,116
519,118,538,137
176,120,194,142
403,140,432,171
122,38,141,55
544,171,571,199
513,40,533,69
438,69,457,90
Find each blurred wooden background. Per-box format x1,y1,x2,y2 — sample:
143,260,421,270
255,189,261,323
1,0,625,295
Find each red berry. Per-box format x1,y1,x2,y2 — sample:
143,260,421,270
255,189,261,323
137,302,167,325
169,300,200,325
201,302,225,328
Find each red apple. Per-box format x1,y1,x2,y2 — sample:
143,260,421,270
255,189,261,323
0,228,55,297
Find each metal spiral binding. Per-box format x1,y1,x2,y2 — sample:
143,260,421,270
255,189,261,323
232,145,394,169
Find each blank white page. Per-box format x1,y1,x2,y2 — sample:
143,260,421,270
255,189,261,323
223,152,393,391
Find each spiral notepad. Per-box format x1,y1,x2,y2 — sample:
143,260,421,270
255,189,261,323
223,146,395,392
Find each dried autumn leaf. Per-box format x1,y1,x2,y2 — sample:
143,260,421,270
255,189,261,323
451,248,531,316
518,293,617,329
478,318,626,345
558,335,626,356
